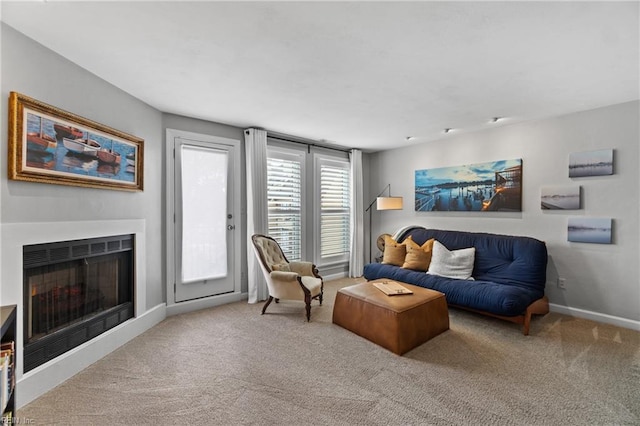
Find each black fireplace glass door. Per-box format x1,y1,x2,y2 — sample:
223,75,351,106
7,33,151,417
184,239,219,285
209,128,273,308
24,252,131,344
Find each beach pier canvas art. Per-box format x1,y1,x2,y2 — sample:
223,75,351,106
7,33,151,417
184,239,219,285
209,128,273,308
568,217,612,244
569,149,613,178
541,185,580,210
415,158,522,212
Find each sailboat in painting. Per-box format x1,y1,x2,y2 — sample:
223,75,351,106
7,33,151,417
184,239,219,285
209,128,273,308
97,138,121,165
125,152,136,174
63,132,101,157
27,116,57,153
53,124,83,140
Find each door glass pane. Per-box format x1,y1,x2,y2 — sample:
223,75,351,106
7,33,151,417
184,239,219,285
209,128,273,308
181,145,228,282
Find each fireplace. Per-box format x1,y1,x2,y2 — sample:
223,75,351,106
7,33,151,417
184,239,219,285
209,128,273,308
23,235,134,372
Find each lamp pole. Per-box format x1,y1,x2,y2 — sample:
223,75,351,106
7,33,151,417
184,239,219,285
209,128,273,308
364,184,393,263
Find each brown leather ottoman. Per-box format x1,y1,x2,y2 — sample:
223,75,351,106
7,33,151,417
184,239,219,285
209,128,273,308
332,280,449,355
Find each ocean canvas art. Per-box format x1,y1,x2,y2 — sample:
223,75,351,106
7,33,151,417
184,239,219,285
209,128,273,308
568,217,612,244
415,158,522,212
541,185,580,210
569,149,613,178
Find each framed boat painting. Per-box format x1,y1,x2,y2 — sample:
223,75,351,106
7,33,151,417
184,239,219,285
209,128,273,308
8,92,144,191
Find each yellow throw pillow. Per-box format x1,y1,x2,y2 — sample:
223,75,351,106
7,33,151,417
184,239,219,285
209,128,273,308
381,235,406,267
403,235,419,249
404,236,434,251
402,238,435,271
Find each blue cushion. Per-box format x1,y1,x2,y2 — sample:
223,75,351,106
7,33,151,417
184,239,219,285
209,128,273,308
364,227,548,317
396,228,547,291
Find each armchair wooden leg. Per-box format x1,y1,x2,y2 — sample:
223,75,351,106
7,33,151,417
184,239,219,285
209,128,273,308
261,296,274,315
304,293,311,322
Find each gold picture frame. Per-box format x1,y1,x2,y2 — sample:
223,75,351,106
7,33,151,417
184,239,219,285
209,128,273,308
8,92,144,191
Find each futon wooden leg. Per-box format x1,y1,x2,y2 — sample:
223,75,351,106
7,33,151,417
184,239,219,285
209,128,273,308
261,296,273,315
523,312,532,336
522,296,550,335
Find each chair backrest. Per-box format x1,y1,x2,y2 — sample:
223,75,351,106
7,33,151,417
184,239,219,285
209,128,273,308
251,234,289,272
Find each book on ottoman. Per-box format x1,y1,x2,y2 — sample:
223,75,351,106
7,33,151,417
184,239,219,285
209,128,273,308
373,281,413,296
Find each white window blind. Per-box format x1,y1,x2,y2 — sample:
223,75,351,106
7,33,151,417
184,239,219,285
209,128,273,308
267,150,303,261
319,159,350,260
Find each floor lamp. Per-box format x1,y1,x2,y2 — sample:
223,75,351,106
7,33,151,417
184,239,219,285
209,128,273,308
365,184,403,263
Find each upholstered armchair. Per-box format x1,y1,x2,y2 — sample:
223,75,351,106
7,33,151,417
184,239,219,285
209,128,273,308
251,234,323,321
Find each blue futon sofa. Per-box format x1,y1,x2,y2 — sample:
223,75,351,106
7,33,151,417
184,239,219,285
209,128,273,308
363,226,549,335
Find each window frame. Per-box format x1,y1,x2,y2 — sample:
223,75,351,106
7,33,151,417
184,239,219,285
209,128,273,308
313,154,351,266
266,145,306,262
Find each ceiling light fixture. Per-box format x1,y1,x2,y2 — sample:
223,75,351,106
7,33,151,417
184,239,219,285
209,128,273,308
405,136,415,141
444,128,453,134
491,117,502,123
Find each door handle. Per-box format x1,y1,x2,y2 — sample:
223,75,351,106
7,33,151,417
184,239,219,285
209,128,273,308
227,225,235,230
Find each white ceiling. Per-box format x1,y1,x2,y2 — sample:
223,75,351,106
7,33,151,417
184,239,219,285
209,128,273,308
2,1,638,152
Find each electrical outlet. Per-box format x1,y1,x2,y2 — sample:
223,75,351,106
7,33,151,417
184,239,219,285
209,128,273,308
557,277,567,289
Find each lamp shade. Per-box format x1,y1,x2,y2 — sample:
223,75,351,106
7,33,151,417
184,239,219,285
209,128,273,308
377,196,403,210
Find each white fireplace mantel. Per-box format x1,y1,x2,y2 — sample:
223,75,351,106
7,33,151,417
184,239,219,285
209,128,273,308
1,219,165,408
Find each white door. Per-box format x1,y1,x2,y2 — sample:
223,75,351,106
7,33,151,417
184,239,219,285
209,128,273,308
171,134,239,302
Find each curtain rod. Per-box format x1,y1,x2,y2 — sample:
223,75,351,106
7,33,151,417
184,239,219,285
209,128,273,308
266,134,352,154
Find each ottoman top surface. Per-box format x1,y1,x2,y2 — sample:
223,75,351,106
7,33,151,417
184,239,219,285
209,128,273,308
338,280,445,313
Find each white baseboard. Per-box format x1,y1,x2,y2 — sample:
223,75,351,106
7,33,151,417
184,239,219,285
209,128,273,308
549,303,640,331
17,303,167,408
166,291,248,316
322,272,349,281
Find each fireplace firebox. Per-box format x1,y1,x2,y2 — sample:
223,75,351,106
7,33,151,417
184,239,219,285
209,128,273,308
23,235,134,372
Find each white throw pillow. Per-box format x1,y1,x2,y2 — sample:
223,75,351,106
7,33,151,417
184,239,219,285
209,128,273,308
427,240,475,280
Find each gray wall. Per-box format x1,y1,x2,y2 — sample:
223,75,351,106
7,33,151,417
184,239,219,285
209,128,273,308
1,24,164,309
368,101,640,322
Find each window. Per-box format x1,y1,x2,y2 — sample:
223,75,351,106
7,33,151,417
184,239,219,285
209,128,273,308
267,148,304,261
267,142,351,268
316,156,351,264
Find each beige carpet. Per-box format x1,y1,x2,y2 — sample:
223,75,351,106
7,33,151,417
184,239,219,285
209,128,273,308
19,278,640,425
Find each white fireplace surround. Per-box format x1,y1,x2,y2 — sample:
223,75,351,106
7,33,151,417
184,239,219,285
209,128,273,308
1,219,165,408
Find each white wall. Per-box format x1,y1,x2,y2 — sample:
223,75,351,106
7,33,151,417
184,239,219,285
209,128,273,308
368,101,639,324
